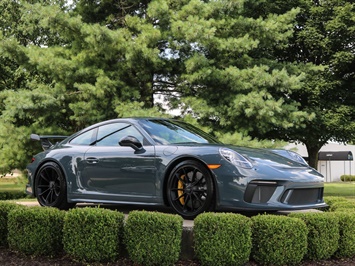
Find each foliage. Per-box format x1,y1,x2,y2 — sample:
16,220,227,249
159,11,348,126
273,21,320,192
216,131,287,148
0,202,24,247
168,1,312,135
0,0,168,173
323,196,350,211
3,199,355,264
0,0,354,172
251,214,308,265
194,212,252,266
289,212,339,261
329,201,355,212
7,206,65,256
341,175,355,182
334,212,355,258
0,192,27,200
63,207,124,263
324,195,349,205
0,0,318,172
252,0,355,168
0,175,29,199
124,210,183,266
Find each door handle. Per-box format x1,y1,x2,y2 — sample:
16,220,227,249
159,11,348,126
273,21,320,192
86,157,99,164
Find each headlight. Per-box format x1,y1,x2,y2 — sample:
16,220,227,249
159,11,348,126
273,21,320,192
219,148,253,169
287,151,308,165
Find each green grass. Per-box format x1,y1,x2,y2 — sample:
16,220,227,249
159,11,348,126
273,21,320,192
2,176,355,200
0,176,27,192
0,175,36,201
324,182,355,199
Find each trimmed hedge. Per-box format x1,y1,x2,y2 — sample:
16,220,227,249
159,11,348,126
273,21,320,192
329,201,355,212
63,207,124,263
251,214,308,265
7,206,65,256
124,210,183,266
341,175,355,181
289,212,339,261
0,202,24,247
194,212,252,266
0,191,28,200
324,196,349,207
323,196,355,212
335,212,355,258
3,197,355,265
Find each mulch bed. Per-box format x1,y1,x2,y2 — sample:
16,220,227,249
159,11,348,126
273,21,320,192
2,248,355,265
0,248,200,266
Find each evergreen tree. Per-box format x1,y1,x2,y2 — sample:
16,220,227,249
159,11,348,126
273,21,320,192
247,0,355,168
3,0,352,172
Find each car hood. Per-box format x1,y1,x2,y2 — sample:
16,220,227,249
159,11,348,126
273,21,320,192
226,145,308,168
221,145,323,180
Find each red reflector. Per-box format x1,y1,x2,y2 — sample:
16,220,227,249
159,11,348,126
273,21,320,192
31,157,35,163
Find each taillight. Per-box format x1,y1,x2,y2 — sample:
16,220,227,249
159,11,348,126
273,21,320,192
31,157,35,163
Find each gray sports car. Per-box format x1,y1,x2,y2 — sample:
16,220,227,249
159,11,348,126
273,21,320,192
26,118,326,219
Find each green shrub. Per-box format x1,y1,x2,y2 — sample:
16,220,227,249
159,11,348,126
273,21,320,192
124,210,183,266
0,202,25,247
251,215,308,265
0,191,28,200
330,201,355,212
7,206,65,256
340,175,355,181
289,212,339,261
323,196,351,212
63,207,124,263
323,196,349,208
334,212,355,258
194,212,252,266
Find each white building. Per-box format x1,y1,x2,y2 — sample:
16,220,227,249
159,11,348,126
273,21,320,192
286,142,354,182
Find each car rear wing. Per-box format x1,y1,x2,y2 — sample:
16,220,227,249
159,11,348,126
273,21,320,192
30,134,68,150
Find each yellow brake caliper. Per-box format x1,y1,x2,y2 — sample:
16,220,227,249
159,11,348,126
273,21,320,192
178,174,185,205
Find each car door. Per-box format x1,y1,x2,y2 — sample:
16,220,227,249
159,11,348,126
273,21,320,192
80,122,157,202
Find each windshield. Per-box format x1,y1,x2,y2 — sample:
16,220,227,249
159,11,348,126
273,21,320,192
140,119,220,145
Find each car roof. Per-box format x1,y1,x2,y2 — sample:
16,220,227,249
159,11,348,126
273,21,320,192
73,117,171,135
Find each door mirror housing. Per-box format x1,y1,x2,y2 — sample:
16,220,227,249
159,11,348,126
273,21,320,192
119,135,143,151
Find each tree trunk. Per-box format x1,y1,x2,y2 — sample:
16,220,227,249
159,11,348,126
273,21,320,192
140,75,155,108
305,144,322,170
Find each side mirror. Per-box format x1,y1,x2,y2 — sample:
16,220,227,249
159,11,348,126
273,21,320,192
119,135,143,151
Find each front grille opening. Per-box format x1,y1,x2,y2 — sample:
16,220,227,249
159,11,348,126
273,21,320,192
244,183,277,203
280,188,324,205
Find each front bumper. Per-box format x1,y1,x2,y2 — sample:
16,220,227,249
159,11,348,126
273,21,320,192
244,180,324,206
219,179,327,211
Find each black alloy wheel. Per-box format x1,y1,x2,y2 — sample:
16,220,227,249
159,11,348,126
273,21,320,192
167,160,214,219
35,162,74,210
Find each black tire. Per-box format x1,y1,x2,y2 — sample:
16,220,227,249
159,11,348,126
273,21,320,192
35,162,75,210
167,160,214,219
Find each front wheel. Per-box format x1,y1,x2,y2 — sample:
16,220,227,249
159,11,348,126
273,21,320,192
35,162,75,210
167,160,214,219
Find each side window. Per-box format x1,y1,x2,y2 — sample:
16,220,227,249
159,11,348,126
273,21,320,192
96,123,144,146
70,129,96,145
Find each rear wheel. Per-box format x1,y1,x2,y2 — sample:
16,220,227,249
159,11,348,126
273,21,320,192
167,160,214,219
35,162,75,210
